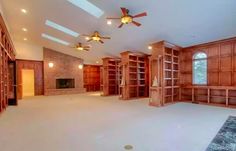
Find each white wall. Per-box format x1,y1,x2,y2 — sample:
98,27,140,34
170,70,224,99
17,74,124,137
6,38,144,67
14,41,43,61
0,1,11,36
0,1,3,14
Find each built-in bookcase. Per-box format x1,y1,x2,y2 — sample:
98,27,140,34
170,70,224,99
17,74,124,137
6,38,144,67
149,41,181,106
0,14,16,114
102,57,121,96
120,51,149,100
181,86,236,107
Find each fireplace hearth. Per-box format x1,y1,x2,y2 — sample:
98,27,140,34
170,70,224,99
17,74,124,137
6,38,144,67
56,79,75,89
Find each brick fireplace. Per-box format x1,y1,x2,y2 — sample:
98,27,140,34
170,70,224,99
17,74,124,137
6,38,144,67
43,48,85,95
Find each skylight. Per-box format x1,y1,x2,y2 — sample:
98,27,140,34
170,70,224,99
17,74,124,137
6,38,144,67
67,0,104,18
45,20,79,37
42,33,70,46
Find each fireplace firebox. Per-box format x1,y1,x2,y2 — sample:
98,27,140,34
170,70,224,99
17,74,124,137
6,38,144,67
56,79,75,89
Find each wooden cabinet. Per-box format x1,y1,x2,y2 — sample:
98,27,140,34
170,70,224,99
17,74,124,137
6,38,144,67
149,41,181,106
120,51,149,100
101,57,120,96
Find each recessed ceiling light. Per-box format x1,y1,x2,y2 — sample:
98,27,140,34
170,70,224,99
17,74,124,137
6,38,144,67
148,46,152,50
23,38,27,41
67,0,104,18
96,61,99,64
85,37,90,40
21,9,27,14
107,20,112,25
42,33,70,46
22,28,28,32
45,20,79,37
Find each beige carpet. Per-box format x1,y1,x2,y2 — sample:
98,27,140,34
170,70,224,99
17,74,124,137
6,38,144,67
0,92,236,151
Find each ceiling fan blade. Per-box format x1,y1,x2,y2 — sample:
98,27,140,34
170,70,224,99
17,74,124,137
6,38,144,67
132,21,141,27
84,49,90,51
82,34,90,37
107,17,121,20
87,39,93,42
118,23,124,28
99,40,104,44
83,46,90,48
121,7,127,15
133,12,147,18
101,36,111,39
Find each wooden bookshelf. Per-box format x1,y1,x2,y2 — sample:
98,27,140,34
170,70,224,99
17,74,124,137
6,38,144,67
120,51,149,100
83,65,101,92
0,14,16,114
149,41,181,106
102,57,121,96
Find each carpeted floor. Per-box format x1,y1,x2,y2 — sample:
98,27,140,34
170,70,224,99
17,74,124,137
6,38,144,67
0,92,236,151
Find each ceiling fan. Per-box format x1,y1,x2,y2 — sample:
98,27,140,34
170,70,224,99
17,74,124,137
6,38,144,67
107,7,147,28
71,42,90,51
82,31,111,44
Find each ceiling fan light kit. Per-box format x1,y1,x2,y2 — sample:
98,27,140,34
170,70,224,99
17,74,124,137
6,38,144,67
121,16,133,24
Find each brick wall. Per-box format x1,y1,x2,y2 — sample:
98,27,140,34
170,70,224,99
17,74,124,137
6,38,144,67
43,48,85,95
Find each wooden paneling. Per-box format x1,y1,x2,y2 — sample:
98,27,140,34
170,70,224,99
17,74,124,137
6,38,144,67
180,37,236,107
16,60,44,100
208,72,219,86
181,37,236,86
83,65,101,92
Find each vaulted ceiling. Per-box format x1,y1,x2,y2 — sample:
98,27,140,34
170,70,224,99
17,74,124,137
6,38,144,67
1,0,236,63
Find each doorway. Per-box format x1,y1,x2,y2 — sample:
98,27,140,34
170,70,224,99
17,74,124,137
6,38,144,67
8,61,17,105
22,69,35,97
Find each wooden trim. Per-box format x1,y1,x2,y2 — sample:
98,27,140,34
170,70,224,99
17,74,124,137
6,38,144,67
184,37,236,50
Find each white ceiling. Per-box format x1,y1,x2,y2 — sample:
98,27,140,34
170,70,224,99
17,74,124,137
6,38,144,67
1,0,236,63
